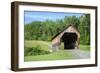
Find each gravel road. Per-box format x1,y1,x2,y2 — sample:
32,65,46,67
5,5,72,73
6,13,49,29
65,49,90,59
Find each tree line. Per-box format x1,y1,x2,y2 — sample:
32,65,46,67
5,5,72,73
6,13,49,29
24,14,90,45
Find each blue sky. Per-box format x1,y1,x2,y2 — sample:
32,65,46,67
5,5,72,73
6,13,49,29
24,11,83,24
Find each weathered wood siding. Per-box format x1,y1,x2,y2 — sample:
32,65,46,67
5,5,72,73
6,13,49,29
51,26,80,52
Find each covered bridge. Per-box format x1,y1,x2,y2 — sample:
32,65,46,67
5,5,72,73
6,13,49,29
51,24,80,52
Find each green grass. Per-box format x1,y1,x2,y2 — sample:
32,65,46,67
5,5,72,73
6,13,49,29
24,50,74,61
79,44,90,51
24,40,90,61
25,40,51,51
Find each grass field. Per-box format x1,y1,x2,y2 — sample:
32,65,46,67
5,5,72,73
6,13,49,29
24,50,75,61
24,40,90,62
24,40,51,51
79,44,90,51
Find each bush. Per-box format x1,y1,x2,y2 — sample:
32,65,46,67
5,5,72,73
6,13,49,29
24,46,50,56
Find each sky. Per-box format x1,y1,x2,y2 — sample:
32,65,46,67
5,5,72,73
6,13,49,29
24,11,84,24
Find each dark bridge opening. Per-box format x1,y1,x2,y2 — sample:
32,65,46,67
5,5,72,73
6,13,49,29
61,32,77,49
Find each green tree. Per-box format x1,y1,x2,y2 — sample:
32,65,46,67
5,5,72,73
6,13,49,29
63,16,79,28
24,14,90,45
79,14,90,45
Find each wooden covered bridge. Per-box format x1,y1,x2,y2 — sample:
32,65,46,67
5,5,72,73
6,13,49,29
51,24,80,52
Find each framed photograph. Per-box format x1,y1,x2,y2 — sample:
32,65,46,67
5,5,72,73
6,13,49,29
11,1,97,71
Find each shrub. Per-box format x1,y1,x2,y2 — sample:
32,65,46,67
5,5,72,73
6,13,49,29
24,46,50,56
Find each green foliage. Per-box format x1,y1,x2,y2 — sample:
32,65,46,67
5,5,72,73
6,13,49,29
24,46,50,56
24,14,90,45
63,16,79,28
78,14,90,45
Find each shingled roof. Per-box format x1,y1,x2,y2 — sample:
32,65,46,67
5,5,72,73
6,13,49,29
51,24,79,40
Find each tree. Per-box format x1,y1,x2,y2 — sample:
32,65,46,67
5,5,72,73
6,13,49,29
63,16,79,28
79,14,90,45
24,14,90,45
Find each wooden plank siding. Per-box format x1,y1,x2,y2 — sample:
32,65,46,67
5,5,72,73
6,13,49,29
51,25,80,52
